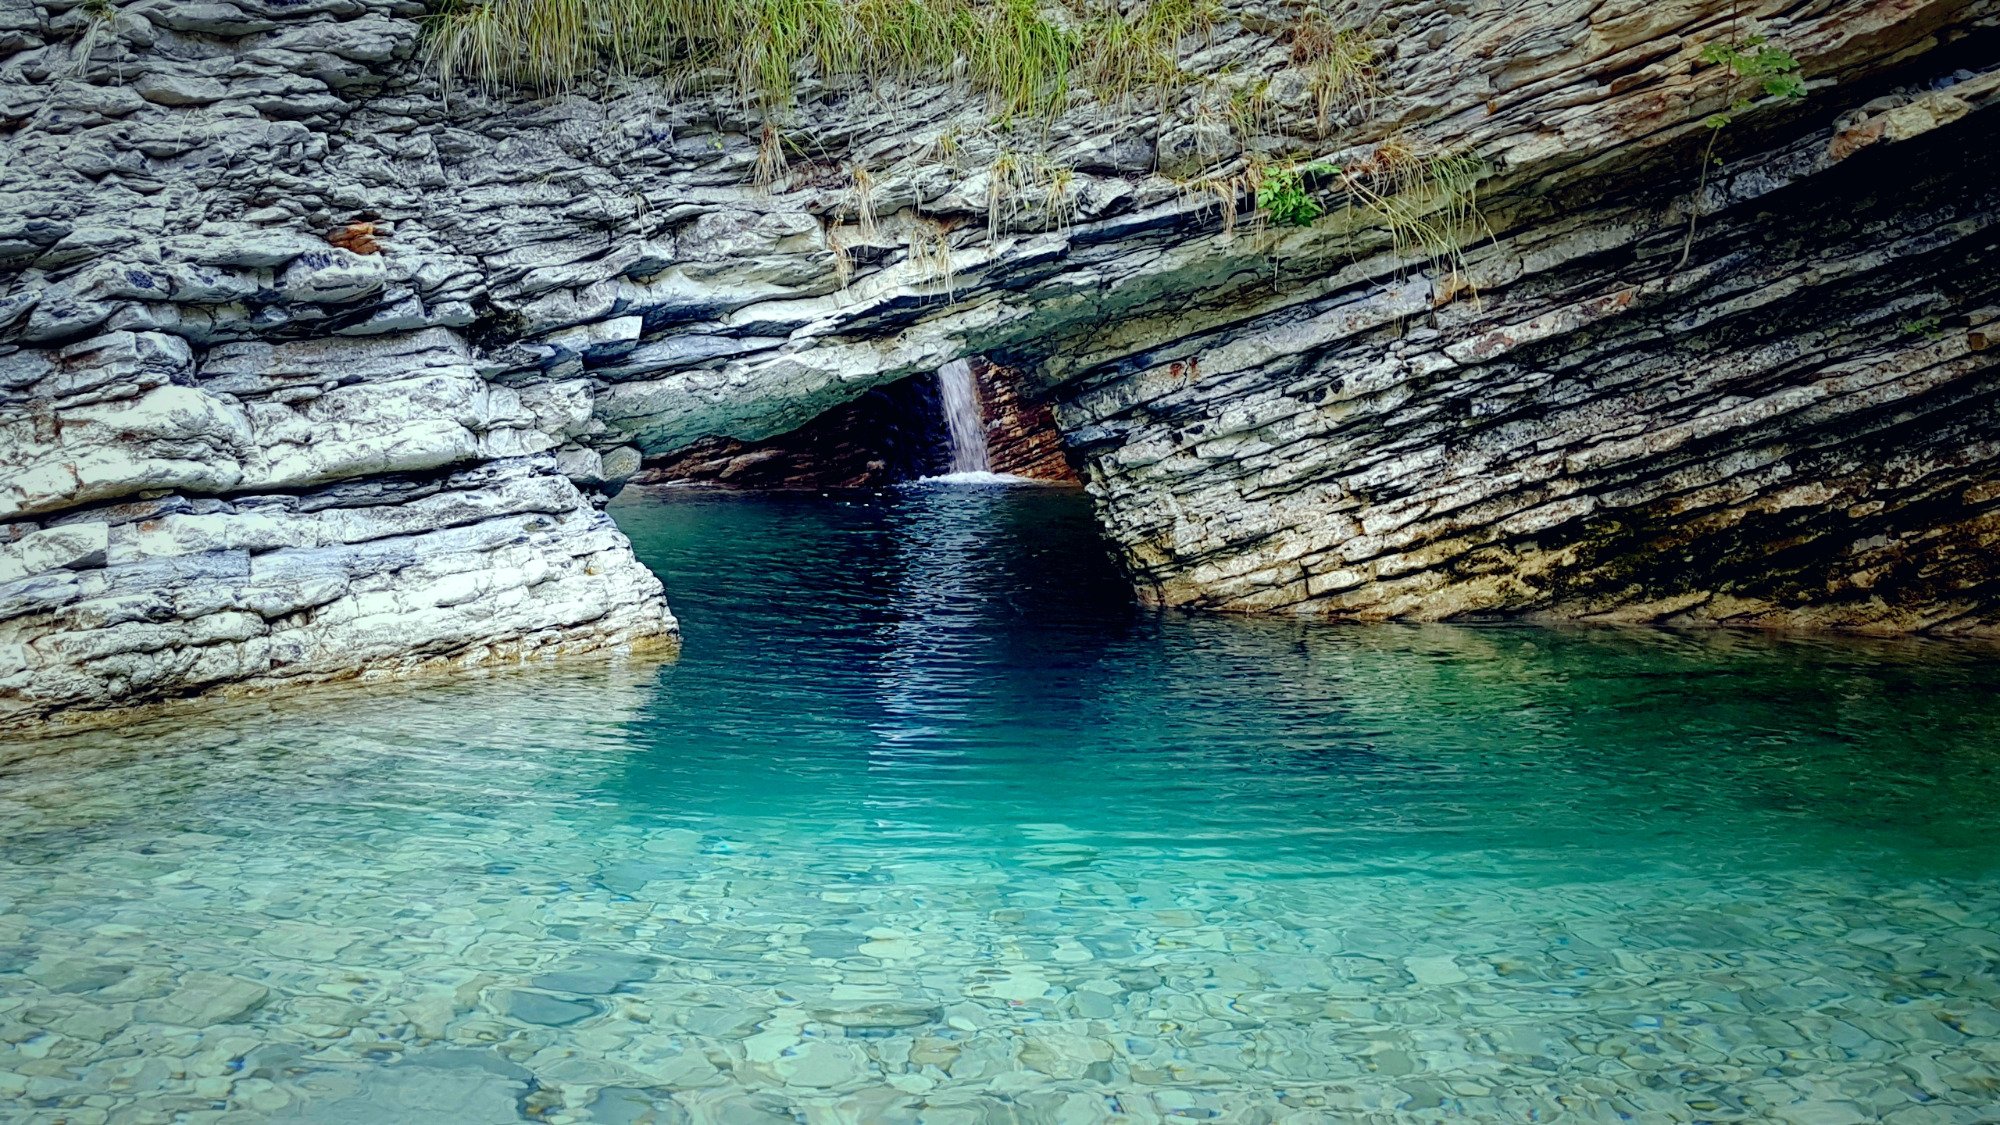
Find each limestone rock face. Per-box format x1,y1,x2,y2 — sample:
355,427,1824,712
2,0,1997,723
0,326,676,726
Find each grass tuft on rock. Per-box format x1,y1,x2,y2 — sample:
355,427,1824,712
425,0,1216,120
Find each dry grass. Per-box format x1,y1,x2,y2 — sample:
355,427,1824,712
1342,139,1489,296
752,120,789,188
426,0,1216,122
1173,158,1269,239
828,224,854,287
1288,12,1377,135
986,149,1078,240
849,163,878,237
921,125,965,167
906,216,955,296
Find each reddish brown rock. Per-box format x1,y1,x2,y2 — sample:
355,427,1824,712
971,361,1079,483
327,221,381,255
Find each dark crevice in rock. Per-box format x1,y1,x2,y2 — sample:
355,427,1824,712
634,373,952,490
635,361,1082,489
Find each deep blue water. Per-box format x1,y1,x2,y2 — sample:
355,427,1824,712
2,483,1997,1122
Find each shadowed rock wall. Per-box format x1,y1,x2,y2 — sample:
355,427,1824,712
632,374,951,489
1057,113,2000,632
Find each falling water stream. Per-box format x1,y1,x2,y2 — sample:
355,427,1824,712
934,359,991,476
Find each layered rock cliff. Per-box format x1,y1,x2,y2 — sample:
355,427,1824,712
3,0,1996,724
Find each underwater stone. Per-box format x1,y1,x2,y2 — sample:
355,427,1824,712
136,973,269,1028
532,953,661,995
505,991,602,1027
811,1002,943,1031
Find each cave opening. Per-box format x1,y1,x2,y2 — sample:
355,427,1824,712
631,360,1081,491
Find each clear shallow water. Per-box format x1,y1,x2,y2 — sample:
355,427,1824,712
3,485,2000,1124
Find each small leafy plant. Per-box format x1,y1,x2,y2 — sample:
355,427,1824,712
1256,162,1335,227
1698,36,1806,130
1677,32,1807,271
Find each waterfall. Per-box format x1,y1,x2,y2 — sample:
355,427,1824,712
936,359,991,475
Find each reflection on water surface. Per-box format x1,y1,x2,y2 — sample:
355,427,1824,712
3,485,1998,1122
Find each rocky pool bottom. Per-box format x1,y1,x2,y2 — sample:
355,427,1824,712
2,484,1999,1123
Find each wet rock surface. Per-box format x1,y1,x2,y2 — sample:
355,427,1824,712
3,0,1998,721
973,361,1080,484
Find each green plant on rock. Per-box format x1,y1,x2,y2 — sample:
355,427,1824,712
424,0,1142,123
424,0,1246,131
972,0,1080,122
1697,35,1806,130
1677,31,1807,270
1256,162,1334,228
1083,0,1216,110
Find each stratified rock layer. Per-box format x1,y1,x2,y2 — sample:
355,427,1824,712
1059,114,2000,633
975,362,1080,483
0,328,675,725
3,0,1997,723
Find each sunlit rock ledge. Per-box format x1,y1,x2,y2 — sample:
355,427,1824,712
3,0,1998,724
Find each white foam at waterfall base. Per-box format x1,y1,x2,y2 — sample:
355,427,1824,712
918,470,1038,485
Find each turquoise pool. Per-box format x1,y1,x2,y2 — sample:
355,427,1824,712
2,483,1997,1122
